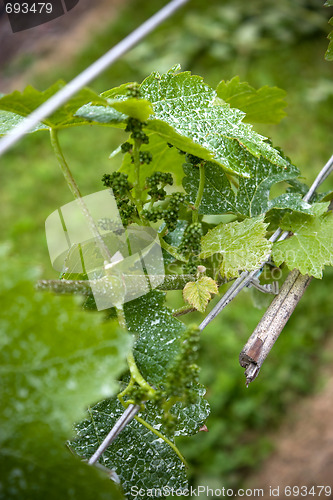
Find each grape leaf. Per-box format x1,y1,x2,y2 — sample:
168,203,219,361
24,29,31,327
0,81,106,133
72,398,188,499
0,110,48,135
77,68,290,177
183,156,307,217
139,68,289,176
183,276,218,312
107,97,153,122
325,17,333,61
0,442,124,500
74,83,145,126
216,76,287,124
140,386,210,439
101,82,136,99
168,385,210,436
183,161,237,214
75,103,127,125
161,220,189,266
124,291,186,386
0,250,131,499
272,211,333,278
72,292,210,497
120,133,185,188
200,217,272,278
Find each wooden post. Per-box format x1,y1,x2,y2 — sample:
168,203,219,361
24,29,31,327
239,269,312,386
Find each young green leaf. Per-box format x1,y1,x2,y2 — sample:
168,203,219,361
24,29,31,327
272,211,333,278
0,251,131,499
200,217,272,278
0,110,48,135
0,440,124,500
183,156,307,217
183,276,218,312
0,81,106,132
140,68,289,176
0,278,132,441
107,97,153,122
75,103,127,125
124,291,186,386
216,76,287,124
78,69,291,177
72,397,188,498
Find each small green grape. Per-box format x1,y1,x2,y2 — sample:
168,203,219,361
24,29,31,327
121,141,133,154
139,151,153,164
185,153,202,165
146,172,173,188
142,206,164,222
126,84,142,99
102,172,132,198
179,222,202,255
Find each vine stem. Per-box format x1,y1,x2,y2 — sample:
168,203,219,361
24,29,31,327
133,138,143,212
115,307,153,395
36,274,199,294
49,128,112,263
192,162,205,223
127,352,155,396
50,128,82,200
134,415,188,467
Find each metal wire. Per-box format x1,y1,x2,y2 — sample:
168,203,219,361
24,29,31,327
88,404,141,465
0,0,189,157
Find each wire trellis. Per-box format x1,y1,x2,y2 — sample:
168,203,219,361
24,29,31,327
0,0,189,157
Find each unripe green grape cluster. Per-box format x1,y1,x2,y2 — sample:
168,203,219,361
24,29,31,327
126,83,142,99
102,172,132,198
101,172,137,227
125,117,149,144
121,141,133,154
146,172,173,187
179,223,203,274
162,193,186,232
154,325,201,431
185,153,202,165
146,171,174,202
142,190,187,231
139,151,153,165
179,222,202,255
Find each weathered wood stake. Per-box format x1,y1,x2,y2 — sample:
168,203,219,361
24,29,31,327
239,269,312,386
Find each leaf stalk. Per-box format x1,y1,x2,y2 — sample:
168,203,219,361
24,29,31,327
192,161,205,223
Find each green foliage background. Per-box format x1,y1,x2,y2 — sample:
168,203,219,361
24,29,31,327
1,0,333,495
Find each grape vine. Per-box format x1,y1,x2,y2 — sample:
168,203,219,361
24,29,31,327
0,64,333,500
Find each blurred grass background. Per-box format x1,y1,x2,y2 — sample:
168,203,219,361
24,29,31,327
1,0,333,491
